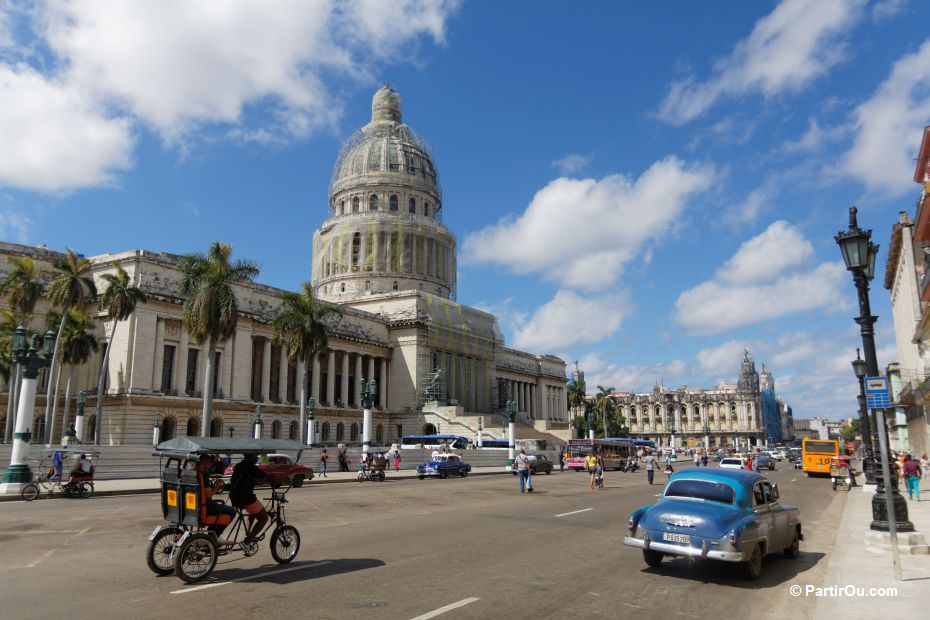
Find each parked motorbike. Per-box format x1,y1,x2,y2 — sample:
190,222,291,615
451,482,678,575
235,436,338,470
622,460,639,473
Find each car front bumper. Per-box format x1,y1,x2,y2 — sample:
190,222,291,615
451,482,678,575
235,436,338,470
623,535,746,562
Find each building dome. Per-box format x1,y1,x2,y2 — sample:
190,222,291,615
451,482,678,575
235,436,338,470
329,86,441,209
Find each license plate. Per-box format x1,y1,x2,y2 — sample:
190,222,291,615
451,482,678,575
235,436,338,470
663,532,690,544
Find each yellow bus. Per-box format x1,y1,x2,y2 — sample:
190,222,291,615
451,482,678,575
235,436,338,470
802,438,839,476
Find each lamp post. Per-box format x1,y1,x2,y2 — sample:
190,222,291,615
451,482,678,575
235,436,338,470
306,397,316,448
253,405,263,439
667,413,676,451
359,379,377,454
702,420,711,453
1,327,56,493
227,426,235,438
152,411,161,447
73,390,86,444
851,348,876,484
835,206,912,533
506,400,517,466
586,406,595,441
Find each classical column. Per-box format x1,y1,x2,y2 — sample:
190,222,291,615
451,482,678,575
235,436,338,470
176,329,189,395
326,350,336,406
378,358,387,409
340,351,349,407
311,353,321,403
367,356,375,386
261,338,271,402
354,353,363,407
278,347,288,403
152,318,165,391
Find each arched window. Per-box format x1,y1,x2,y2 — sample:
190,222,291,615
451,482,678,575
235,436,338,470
425,202,431,218
336,422,344,441
350,423,358,442
369,194,379,211
271,419,281,439
423,423,437,435
161,416,177,442
187,418,200,436
392,281,398,291
321,422,330,442
389,195,398,211
210,417,223,438
339,200,344,215
289,421,298,440
352,232,361,266
365,280,370,291
630,406,637,423
376,424,384,445
352,196,360,212
408,197,416,214
340,283,345,292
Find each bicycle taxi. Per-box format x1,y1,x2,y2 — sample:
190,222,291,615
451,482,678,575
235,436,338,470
829,454,854,491
147,437,304,583
21,448,99,501
358,452,387,481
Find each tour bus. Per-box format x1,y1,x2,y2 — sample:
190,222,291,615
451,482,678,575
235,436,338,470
802,438,840,476
565,438,633,471
400,434,471,450
477,438,509,449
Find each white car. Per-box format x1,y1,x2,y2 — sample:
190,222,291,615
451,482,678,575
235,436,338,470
770,451,786,461
719,457,747,470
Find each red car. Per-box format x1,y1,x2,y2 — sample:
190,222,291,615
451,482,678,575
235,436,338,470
223,454,314,488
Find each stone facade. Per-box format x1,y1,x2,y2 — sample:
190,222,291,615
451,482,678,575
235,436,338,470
0,87,567,447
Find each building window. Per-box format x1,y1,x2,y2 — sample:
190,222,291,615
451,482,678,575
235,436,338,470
161,345,175,392
32,416,45,443
396,424,403,440
376,424,384,444
187,418,200,436
213,351,221,397
389,195,398,211
336,422,344,441
392,281,398,291
408,197,416,214
210,417,223,438
250,339,263,401
186,349,199,395
340,283,345,293
352,232,361,266
321,422,330,442
271,419,281,439
365,280,370,291
289,421,298,440
369,194,379,211
352,196,360,212
339,200,344,215
350,423,358,441
425,202,431,217
160,416,176,442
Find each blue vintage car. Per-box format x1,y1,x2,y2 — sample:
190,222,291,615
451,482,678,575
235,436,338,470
416,453,472,479
623,469,801,580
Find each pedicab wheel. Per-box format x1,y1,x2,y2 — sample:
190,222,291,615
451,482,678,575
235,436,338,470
744,544,763,580
66,484,81,499
377,470,385,481
270,525,301,564
292,474,304,488
146,527,181,576
643,549,663,567
358,472,364,481
21,483,39,502
831,480,837,491
79,482,94,499
174,533,218,583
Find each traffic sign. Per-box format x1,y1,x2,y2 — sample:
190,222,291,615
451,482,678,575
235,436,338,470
865,376,891,409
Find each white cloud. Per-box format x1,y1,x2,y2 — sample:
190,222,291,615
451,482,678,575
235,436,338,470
0,0,459,192
463,157,714,291
511,290,630,352
551,153,592,175
696,340,754,376
871,0,906,21
725,181,775,227
577,353,688,394
844,38,930,196
658,0,865,125
675,221,846,334
781,118,849,153
0,64,133,193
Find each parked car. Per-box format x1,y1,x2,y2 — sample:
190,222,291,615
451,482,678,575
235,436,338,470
770,451,786,461
719,457,747,470
624,469,802,580
417,453,472,479
752,454,776,471
222,453,314,488
510,454,554,475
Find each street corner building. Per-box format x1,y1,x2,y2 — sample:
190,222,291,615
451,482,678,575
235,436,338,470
0,86,569,448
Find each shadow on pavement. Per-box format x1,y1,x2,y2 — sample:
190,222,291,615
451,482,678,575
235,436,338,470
639,551,826,588
202,557,386,585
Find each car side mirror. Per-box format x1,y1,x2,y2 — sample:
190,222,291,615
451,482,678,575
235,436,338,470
771,484,779,500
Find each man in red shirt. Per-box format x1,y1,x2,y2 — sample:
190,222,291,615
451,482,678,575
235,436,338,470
903,454,922,501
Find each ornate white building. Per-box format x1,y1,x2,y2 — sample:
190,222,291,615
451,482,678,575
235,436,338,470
0,87,568,447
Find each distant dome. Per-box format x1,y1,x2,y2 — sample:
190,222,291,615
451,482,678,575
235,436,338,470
329,86,441,207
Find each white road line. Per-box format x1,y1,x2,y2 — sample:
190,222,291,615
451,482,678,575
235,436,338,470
554,508,593,518
790,478,797,482
170,560,332,594
410,597,480,620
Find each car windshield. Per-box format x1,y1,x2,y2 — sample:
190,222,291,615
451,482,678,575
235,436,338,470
664,479,736,504
720,459,742,465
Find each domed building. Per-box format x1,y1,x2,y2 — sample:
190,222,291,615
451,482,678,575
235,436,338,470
0,87,569,448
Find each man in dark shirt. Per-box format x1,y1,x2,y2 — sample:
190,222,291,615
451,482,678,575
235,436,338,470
903,454,922,501
229,454,268,543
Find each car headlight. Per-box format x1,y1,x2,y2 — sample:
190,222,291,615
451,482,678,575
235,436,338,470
728,529,738,545
628,516,635,532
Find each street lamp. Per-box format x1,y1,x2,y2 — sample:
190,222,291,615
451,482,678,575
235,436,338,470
1,327,56,493
306,397,316,448
253,405,263,439
152,411,161,447
359,379,377,454
506,400,517,466
835,206,912,532
702,420,711,452
74,390,87,444
851,348,876,484
667,412,676,451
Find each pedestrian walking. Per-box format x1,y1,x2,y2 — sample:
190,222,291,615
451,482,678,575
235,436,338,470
515,449,531,494
903,454,922,501
558,452,565,472
693,452,701,467
338,447,349,472
701,452,709,466
644,451,657,485
585,452,598,490
596,453,605,489
392,448,401,472
921,453,929,479
665,452,675,476
320,449,328,477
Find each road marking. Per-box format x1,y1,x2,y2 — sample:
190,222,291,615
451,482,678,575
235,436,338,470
410,597,480,620
26,549,54,568
790,478,796,482
555,508,593,518
170,560,332,594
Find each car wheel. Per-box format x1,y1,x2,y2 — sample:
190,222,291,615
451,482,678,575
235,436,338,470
643,549,663,567
744,544,763,580
292,475,304,488
545,469,551,475
439,470,448,479
418,475,424,480
784,529,800,559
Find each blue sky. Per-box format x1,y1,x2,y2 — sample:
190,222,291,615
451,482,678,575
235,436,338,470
1,0,929,420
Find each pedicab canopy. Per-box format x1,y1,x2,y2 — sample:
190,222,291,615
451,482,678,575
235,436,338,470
153,436,305,458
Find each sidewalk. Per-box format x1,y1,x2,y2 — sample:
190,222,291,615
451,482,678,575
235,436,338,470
0,465,515,502
813,476,929,614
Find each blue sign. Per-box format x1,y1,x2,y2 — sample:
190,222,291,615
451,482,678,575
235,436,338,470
865,376,891,409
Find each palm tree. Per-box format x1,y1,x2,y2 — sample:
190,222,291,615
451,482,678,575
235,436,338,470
93,261,147,445
178,242,259,437
44,248,97,444
58,309,98,441
271,282,341,443
595,385,615,439
0,255,42,442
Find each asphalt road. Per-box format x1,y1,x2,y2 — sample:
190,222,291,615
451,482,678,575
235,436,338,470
0,463,845,620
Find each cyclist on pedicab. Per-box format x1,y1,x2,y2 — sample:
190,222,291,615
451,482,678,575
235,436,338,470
228,454,269,544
